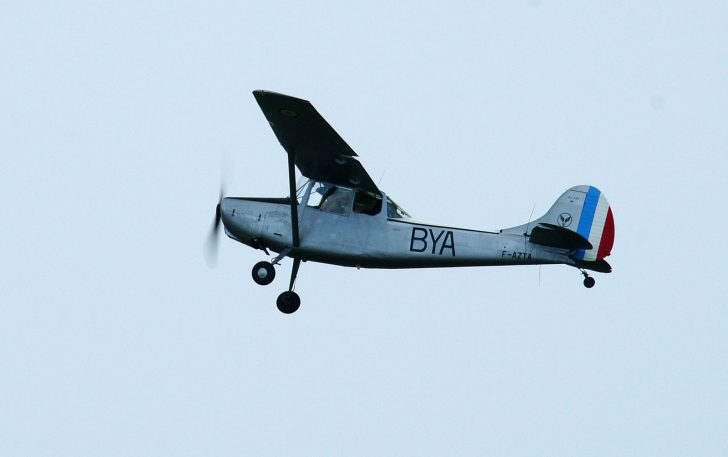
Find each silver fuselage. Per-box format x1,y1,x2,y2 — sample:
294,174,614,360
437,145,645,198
220,194,574,270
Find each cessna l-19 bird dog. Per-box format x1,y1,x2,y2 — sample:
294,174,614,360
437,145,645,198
206,91,615,314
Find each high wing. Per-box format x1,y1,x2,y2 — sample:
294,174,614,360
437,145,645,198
253,90,380,194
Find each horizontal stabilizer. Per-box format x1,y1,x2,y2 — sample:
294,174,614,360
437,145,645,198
529,223,593,250
573,258,612,273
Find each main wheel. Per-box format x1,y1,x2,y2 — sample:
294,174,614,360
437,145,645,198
583,276,596,288
276,291,301,314
252,261,275,286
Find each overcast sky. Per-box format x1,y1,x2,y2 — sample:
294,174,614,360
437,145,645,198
2,1,727,456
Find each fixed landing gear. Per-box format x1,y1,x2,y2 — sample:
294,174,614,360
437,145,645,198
252,261,275,285
581,270,596,288
276,291,300,314
276,257,302,314
252,255,302,313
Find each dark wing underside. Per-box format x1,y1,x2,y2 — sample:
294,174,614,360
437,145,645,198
253,90,379,194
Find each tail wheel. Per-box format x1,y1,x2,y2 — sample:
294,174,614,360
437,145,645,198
252,261,275,286
583,276,595,288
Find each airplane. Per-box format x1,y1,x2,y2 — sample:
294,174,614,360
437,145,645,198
206,90,615,314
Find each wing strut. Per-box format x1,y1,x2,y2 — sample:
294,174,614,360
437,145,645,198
287,151,300,248
286,151,302,293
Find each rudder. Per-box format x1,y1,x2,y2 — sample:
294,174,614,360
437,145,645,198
571,186,614,261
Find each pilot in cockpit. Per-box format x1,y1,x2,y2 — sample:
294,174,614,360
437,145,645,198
319,187,352,215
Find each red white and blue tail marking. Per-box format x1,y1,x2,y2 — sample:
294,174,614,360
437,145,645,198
574,186,615,261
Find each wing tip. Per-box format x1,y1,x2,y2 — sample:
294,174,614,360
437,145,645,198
252,90,310,104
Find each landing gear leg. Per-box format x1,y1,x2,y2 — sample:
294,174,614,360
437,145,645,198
276,257,301,314
270,247,292,266
581,270,595,288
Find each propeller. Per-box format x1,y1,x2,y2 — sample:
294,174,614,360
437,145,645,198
204,184,226,268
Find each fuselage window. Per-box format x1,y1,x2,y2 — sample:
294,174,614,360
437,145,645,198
353,190,382,216
386,197,411,219
318,187,353,216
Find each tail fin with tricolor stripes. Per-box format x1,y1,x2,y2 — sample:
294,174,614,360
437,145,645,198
500,185,615,267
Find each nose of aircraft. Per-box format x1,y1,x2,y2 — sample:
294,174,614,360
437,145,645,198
219,197,257,232
217,197,270,244
219,197,234,226
204,194,228,267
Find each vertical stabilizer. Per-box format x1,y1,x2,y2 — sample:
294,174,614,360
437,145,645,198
500,185,615,261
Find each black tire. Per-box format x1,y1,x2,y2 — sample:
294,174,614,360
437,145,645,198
583,276,596,288
276,291,301,314
252,261,275,286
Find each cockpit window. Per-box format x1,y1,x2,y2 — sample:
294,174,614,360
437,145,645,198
318,187,354,215
353,190,382,216
304,180,404,218
306,182,329,208
386,197,411,219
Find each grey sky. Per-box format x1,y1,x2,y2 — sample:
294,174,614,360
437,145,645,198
2,1,727,456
